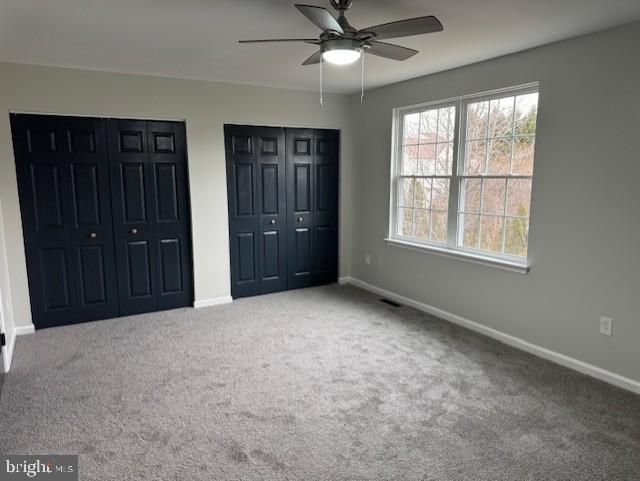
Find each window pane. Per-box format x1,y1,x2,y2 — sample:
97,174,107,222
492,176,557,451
437,107,456,142
419,109,438,144
461,213,480,249
466,100,489,140
464,140,486,175
461,178,481,213
515,93,538,135
481,179,506,215
398,208,413,236
414,209,430,240
431,178,450,210
505,218,529,256
487,139,512,175
417,144,436,175
414,178,432,209
398,178,414,207
402,145,418,175
436,142,453,175
480,215,504,253
431,211,448,243
488,96,515,138
506,179,532,217
403,113,420,144
512,136,535,175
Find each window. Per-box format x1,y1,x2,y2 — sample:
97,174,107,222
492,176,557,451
389,84,539,269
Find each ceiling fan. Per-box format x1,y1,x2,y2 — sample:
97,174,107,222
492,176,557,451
239,0,444,66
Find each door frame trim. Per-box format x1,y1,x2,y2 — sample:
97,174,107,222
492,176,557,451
9,110,186,122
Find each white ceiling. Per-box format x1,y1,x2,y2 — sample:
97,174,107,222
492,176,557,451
2,0,640,94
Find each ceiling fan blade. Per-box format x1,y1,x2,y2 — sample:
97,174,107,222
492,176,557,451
359,16,443,40
239,38,319,44
295,4,344,34
302,51,323,65
366,41,418,61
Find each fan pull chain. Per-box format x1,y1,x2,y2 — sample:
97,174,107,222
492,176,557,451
320,54,324,108
361,51,365,104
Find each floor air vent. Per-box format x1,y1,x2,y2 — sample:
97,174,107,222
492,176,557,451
380,299,401,308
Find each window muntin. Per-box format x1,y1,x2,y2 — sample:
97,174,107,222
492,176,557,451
391,85,538,263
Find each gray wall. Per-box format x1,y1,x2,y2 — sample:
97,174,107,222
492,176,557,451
347,22,640,382
0,63,353,330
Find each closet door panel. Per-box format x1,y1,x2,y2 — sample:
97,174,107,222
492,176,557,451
108,119,158,315
286,129,314,289
11,114,119,328
108,119,193,314
312,129,339,285
226,126,260,298
256,128,287,294
148,121,193,309
12,117,77,327
67,117,119,321
226,126,287,297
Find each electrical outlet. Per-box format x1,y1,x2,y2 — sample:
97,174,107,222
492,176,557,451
365,253,372,265
600,317,613,337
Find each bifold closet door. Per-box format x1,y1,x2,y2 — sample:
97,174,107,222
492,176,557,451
225,125,287,298
11,114,119,328
286,128,339,289
107,119,193,315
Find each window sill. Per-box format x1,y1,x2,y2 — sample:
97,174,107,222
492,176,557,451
383,237,530,274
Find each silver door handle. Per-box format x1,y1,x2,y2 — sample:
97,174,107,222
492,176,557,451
270,219,276,225
297,217,303,223
89,232,97,240
130,228,138,235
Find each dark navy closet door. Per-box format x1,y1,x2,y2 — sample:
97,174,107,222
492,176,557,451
255,128,287,294
108,119,157,315
226,125,339,298
66,117,119,322
147,121,193,310
311,129,339,285
11,114,119,328
286,128,315,289
225,125,287,298
107,119,193,315
286,128,339,289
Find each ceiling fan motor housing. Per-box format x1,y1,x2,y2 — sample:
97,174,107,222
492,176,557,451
321,38,363,55
330,0,354,12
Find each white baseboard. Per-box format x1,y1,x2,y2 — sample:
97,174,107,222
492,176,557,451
193,296,233,309
2,330,15,373
14,325,35,336
2,325,33,373
341,276,640,395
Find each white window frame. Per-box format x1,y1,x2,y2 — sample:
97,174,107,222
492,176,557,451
386,82,539,274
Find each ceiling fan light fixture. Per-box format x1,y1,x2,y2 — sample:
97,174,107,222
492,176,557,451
322,49,361,65
321,38,362,65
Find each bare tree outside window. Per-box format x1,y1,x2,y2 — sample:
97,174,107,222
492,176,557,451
459,92,538,257
391,85,539,264
398,105,455,243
